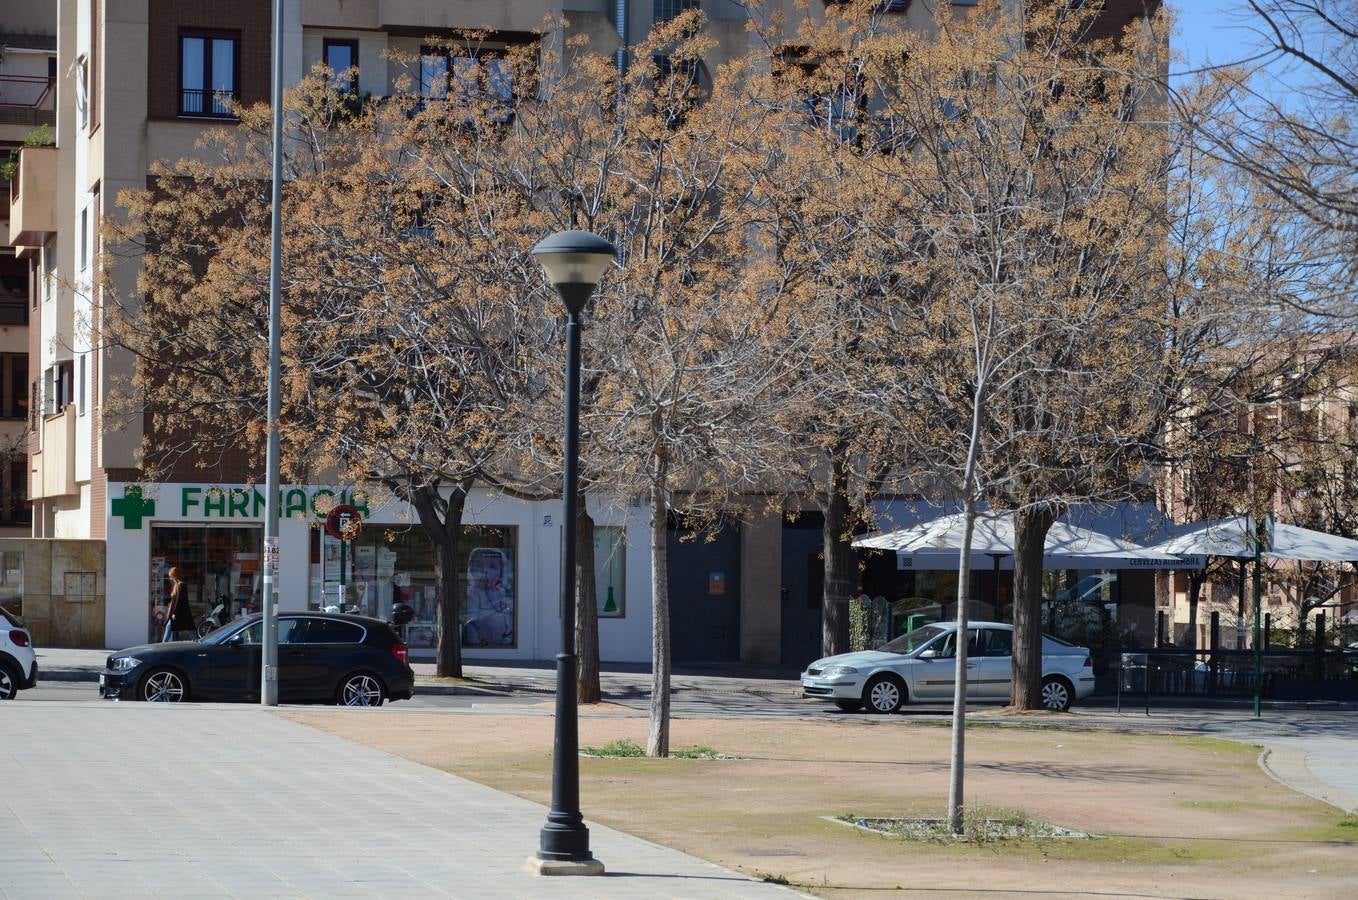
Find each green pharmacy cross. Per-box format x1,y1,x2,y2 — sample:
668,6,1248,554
112,486,156,530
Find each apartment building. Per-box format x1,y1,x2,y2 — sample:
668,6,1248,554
1158,370,1358,649
18,0,1162,654
0,7,53,538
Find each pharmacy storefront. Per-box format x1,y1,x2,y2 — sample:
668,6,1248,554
104,482,653,662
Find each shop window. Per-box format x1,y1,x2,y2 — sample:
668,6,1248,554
149,526,262,642
312,524,518,651
594,526,626,618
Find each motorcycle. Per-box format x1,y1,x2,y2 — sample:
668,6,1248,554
197,594,233,638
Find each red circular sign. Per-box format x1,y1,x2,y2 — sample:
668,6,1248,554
325,504,363,541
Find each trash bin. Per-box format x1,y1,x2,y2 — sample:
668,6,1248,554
1120,653,1148,692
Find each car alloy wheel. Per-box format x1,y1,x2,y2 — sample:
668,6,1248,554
864,675,904,714
0,663,17,700
1041,677,1072,712
339,674,385,707
142,670,186,703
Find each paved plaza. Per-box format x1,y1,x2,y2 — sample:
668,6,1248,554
0,703,797,899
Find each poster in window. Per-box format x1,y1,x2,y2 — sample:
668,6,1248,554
595,526,625,618
461,546,514,646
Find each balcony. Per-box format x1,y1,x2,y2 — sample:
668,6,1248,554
33,406,76,500
0,70,56,128
378,0,546,32
8,144,57,250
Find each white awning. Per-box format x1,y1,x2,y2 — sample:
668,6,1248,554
854,511,1203,571
1142,516,1358,563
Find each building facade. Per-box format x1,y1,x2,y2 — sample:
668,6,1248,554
16,0,1165,657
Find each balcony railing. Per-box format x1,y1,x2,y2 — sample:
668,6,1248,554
0,74,54,109
0,74,55,128
180,88,238,118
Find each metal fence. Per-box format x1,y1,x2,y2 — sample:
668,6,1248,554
1118,647,1358,703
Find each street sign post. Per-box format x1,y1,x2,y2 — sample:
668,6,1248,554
325,504,362,613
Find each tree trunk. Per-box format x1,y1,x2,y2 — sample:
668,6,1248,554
410,480,471,679
576,494,602,704
647,468,671,758
1010,504,1059,710
1185,573,1204,650
820,448,854,657
948,494,979,834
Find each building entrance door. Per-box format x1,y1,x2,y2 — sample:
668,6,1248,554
667,520,741,663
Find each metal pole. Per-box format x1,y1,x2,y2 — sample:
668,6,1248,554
340,537,347,611
261,0,285,706
537,307,593,864
1252,515,1264,719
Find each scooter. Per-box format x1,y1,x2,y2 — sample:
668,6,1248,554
197,595,232,638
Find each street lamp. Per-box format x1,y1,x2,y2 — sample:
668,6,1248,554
527,229,615,877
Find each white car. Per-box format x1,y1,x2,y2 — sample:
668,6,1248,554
800,621,1095,713
0,606,37,700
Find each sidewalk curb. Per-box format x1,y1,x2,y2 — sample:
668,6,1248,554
1258,744,1358,815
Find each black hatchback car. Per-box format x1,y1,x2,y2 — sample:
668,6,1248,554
99,612,415,706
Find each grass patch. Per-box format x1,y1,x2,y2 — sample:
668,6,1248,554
581,738,728,759
838,807,1088,844
583,738,646,757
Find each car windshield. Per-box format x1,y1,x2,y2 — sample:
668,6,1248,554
879,624,948,655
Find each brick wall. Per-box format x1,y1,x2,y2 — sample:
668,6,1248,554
147,0,273,120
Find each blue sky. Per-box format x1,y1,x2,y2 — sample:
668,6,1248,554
1170,0,1270,78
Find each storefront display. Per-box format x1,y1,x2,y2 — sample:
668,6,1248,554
307,524,518,651
147,525,262,642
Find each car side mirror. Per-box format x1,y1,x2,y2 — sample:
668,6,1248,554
390,603,415,627
918,649,939,659
226,635,245,648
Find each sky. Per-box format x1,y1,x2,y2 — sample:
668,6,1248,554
1169,0,1271,80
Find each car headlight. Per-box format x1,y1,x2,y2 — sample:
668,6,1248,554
111,657,142,671
823,666,859,676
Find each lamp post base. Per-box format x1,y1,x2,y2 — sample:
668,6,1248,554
525,856,606,877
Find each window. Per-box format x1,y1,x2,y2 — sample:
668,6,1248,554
594,526,627,618
0,250,28,325
91,184,100,280
237,617,306,645
180,31,239,117
654,0,700,22
79,207,88,272
46,361,73,415
90,0,101,130
303,618,364,644
979,628,1013,657
78,354,86,416
75,55,89,129
2,354,29,421
42,238,56,304
323,38,358,93
419,45,515,123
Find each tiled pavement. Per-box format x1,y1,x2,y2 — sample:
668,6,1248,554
0,704,798,899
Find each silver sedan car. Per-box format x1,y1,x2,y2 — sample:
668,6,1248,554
800,621,1095,713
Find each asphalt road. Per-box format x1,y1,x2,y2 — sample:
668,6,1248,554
14,681,1068,721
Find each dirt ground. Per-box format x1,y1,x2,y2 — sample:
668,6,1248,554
284,707,1358,899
